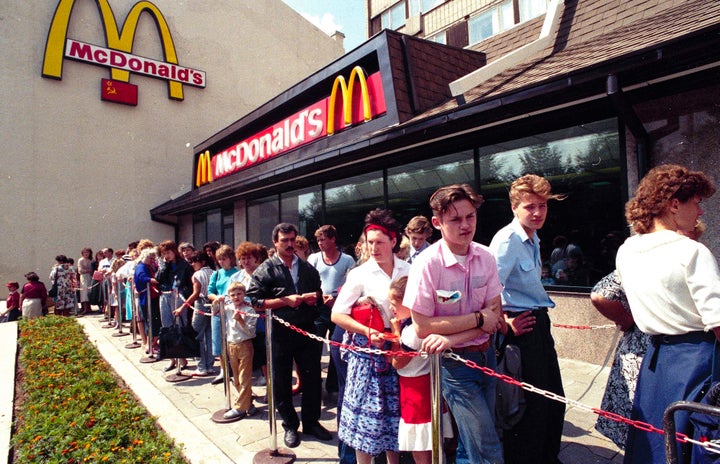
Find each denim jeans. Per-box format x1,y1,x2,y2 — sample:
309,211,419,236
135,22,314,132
159,292,175,328
441,349,503,464
192,301,214,373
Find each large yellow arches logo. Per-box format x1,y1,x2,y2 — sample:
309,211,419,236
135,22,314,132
327,66,372,135
42,0,203,100
195,150,213,187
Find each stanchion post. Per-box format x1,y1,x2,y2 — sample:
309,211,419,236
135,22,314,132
253,307,296,463
139,287,157,363
430,351,444,464
125,284,141,349
113,278,129,337
166,289,191,383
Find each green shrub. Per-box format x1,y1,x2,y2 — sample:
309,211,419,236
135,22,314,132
12,316,188,463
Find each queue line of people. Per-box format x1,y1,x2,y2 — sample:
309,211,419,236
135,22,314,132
5,164,719,464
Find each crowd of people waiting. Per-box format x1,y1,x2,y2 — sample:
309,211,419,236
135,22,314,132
4,165,720,464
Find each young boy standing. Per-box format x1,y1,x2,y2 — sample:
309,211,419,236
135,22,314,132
403,183,505,464
222,281,258,420
489,174,566,464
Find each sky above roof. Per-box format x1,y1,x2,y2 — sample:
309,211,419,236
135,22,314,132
281,0,368,52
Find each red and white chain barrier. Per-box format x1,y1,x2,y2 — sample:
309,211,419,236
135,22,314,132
227,308,720,456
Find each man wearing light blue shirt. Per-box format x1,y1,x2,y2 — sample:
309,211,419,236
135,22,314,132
489,174,566,464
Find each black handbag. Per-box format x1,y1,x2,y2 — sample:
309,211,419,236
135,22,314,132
158,317,200,360
48,268,59,297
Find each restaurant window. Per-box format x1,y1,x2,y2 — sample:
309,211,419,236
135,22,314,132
247,195,279,248
325,170,384,257
477,118,624,289
387,150,474,243
193,207,234,246
381,1,406,30
281,186,322,244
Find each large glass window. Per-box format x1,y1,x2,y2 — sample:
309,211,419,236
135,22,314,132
281,186,322,242
387,150,474,243
381,1,406,30
234,119,623,291
478,118,624,288
247,195,279,248
325,170,384,256
193,207,234,246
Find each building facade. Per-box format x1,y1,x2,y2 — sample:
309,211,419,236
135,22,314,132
153,0,720,364
0,0,344,284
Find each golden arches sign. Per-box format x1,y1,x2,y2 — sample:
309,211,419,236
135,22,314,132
327,66,373,135
195,150,213,187
42,0,186,100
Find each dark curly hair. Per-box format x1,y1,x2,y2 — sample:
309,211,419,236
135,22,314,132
626,164,716,234
363,208,403,253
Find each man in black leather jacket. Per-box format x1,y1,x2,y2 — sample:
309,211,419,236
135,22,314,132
246,223,332,448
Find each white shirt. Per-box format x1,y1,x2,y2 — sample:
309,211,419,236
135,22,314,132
332,256,410,327
616,230,720,334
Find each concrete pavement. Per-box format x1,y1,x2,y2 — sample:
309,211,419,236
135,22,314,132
4,309,625,463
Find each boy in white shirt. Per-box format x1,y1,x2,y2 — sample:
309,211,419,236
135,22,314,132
222,282,258,419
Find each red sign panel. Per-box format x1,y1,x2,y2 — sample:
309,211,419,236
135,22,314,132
101,79,138,106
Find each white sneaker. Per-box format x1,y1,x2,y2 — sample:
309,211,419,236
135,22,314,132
223,409,244,420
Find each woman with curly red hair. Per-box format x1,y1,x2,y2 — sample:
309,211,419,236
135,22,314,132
617,164,720,463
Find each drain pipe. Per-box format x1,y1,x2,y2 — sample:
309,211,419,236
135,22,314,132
449,0,564,98
606,74,649,181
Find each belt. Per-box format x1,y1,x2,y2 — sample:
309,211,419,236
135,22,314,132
651,331,715,345
648,330,715,372
452,340,490,353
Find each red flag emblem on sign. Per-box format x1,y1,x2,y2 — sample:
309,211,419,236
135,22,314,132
101,79,138,106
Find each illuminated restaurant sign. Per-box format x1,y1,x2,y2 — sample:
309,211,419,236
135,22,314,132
195,66,385,187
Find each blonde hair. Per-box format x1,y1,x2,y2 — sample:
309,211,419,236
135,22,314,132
509,174,566,207
228,281,246,294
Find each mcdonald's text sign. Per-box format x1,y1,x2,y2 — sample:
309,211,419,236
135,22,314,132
42,0,205,102
195,67,385,187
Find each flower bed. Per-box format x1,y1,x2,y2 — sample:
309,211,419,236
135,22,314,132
12,316,188,463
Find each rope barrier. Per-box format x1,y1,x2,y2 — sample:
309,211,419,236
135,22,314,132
244,311,720,456
552,323,616,330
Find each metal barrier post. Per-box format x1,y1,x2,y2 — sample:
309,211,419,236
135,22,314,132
102,277,114,328
125,284,141,349
112,278,129,338
663,400,720,464
430,351,444,464
166,289,191,382
253,307,296,463
139,286,157,363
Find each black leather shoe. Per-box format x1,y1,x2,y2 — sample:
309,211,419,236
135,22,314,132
304,423,332,441
284,429,300,448
163,362,177,372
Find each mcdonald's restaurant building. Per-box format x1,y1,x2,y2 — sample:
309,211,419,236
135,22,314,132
153,0,720,364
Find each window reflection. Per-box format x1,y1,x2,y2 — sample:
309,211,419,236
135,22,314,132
247,195,278,247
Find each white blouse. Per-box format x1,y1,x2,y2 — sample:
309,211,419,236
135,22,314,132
616,230,720,335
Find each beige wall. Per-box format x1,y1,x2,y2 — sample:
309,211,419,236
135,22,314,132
0,0,343,284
